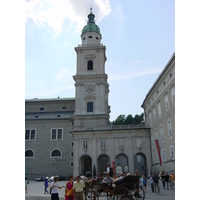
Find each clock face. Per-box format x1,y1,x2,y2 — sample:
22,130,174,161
85,85,95,94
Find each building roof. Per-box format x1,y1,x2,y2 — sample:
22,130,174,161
81,8,101,35
25,97,75,102
141,53,175,108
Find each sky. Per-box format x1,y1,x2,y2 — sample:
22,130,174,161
25,0,175,121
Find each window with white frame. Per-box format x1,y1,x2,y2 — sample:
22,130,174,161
170,145,174,159
162,149,166,161
160,126,164,141
83,140,88,150
153,107,156,121
165,94,169,110
168,121,172,136
51,149,62,158
25,129,36,141
158,101,162,116
101,139,106,149
51,128,63,140
119,139,124,149
171,86,175,103
25,149,34,158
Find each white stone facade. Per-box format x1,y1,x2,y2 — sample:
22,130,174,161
141,53,175,173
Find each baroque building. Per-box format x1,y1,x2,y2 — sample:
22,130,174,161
72,9,151,177
25,8,170,179
141,53,175,173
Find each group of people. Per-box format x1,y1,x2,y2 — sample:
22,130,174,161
148,171,175,195
43,175,85,200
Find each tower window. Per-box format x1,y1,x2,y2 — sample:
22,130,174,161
88,36,93,38
87,60,93,70
96,37,99,40
87,102,93,112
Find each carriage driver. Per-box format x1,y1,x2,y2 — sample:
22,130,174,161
102,173,114,189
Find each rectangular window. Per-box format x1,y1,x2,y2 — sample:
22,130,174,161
170,145,174,159
83,140,88,150
70,162,73,167
119,139,124,149
160,126,164,141
168,121,172,136
153,108,156,121
137,155,141,162
25,129,36,140
57,129,62,139
101,139,106,149
31,130,35,140
25,130,30,140
158,102,162,116
87,102,93,112
162,149,166,161
51,128,63,140
165,94,169,110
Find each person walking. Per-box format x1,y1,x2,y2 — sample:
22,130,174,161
148,174,154,193
161,172,165,189
44,177,49,194
170,171,175,189
73,175,85,200
50,176,65,200
165,172,170,189
65,176,74,200
143,176,147,193
152,172,160,195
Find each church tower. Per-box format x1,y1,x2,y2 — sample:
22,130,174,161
73,8,110,131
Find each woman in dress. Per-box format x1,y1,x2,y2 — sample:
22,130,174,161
65,176,74,200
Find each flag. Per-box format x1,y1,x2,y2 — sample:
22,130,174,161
155,139,162,166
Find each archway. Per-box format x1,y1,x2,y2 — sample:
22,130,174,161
134,153,147,176
97,154,110,175
80,155,92,178
115,154,128,174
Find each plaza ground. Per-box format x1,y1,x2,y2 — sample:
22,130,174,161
25,180,175,200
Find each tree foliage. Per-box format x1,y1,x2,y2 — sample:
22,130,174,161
112,113,144,125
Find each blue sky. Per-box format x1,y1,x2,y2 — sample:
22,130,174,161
25,0,175,121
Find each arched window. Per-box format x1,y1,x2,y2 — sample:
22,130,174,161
87,60,93,70
51,149,62,158
25,149,34,158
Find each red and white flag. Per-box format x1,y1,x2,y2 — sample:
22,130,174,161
155,139,162,166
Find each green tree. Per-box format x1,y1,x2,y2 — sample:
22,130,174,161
113,114,126,125
112,113,144,125
125,114,134,124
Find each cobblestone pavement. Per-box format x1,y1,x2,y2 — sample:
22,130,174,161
25,181,175,200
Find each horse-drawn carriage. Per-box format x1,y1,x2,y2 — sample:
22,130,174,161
85,175,145,200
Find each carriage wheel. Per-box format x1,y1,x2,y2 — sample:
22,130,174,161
132,186,145,200
91,189,99,200
116,187,132,200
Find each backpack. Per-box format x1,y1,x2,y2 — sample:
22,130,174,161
109,167,113,177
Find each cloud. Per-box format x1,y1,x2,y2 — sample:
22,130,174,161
25,0,111,37
106,61,162,82
55,67,72,81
